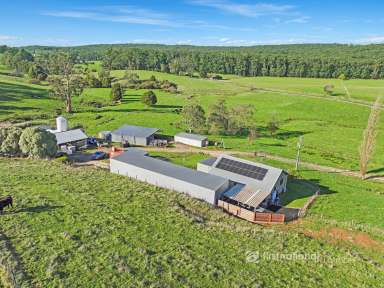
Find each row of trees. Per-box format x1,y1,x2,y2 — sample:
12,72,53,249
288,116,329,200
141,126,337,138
0,127,57,158
6,44,384,79
120,72,178,92
99,46,384,79
1,48,37,76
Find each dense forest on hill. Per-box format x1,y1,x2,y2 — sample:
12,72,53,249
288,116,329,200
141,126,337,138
3,43,384,79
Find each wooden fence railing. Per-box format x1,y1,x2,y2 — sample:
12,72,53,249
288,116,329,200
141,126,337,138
298,190,320,217
218,200,285,224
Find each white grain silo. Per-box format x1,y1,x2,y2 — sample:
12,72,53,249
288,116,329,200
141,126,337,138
56,116,68,132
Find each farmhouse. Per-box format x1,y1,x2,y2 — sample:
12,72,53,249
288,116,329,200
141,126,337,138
197,155,288,210
174,132,209,147
110,149,230,205
111,125,159,146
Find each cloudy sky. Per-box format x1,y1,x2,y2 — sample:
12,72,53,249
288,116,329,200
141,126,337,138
1,0,383,46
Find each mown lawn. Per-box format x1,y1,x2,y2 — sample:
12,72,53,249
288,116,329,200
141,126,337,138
0,158,383,287
1,70,384,172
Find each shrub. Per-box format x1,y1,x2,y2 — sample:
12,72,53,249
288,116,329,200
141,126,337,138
141,91,157,106
19,127,57,159
210,74,223,80
37,72,48,81
0,128,8,147
160,80,178,93
324,84,334,95
138,80,160,90
1,127,22,156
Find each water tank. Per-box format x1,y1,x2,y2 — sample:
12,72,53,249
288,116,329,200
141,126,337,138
56,116,68,132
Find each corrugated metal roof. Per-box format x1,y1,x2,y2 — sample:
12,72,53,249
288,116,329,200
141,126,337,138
206,155,284,208
200,157,217,166
54,129,88,145
112,149,228,191
175,132,208,141
112,125,159,138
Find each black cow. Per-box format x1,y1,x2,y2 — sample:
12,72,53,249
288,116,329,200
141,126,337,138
0,196,13,214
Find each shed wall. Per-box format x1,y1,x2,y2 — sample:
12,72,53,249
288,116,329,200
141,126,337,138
110,159,229,204
111,134,148,146
174,136,206,147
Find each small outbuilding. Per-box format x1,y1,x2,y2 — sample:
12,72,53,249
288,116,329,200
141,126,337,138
174,132,208,147
111,125,159,146
54,129,88,148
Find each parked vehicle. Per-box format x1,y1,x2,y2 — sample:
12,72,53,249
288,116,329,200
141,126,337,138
90,151,108,160
87,137,98,145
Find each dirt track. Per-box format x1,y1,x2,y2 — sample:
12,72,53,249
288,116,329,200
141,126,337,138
143,144,384,182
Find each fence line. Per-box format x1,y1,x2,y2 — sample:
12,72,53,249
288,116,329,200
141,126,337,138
298,190,320,218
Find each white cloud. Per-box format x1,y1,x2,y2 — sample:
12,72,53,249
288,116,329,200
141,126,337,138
356,35,384,44
43,6,260,31
189,0,294,17
205,34,328,46
285,16,310,24
43,6,174,26
0,35,19,43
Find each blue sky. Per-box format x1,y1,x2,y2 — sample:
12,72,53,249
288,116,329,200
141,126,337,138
1,0,384,46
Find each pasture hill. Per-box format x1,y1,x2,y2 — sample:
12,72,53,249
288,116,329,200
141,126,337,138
0,45,384,287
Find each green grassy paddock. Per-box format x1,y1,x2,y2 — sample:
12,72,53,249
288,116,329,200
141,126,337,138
0,158,383,287
1,69,384,172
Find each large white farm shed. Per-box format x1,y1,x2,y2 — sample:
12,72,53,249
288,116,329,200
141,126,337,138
110,149,230,205
174,132,208,147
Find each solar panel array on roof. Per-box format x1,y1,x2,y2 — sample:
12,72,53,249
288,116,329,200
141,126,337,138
215,158,268,181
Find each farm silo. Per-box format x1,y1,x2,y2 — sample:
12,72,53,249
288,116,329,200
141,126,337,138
56,116,68,132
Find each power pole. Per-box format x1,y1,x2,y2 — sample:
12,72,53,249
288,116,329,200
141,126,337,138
295,136,303,172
